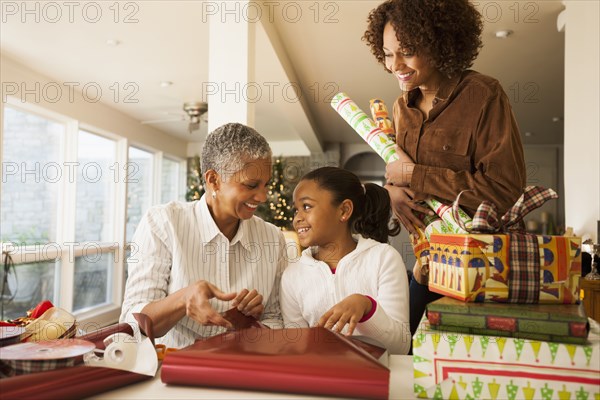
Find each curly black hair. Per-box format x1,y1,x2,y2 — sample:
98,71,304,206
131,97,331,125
363,0,483,78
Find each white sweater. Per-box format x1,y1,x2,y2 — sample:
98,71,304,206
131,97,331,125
281,236,411,355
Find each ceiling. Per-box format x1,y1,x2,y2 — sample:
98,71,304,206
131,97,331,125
0,1,565,150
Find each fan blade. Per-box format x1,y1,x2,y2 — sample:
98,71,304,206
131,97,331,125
141,116,186,125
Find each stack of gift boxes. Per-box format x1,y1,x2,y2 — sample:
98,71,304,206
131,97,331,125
410,191,600,400
327,95,600,399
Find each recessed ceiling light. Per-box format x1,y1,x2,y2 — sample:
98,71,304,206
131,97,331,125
106,39,121,46
160,81,173,87
524,131,533,137
552,116,563,122
495,30,513,39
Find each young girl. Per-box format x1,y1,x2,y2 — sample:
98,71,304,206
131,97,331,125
280,167,411,355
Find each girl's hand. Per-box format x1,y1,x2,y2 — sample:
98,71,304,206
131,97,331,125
232,288,264,319
385,146,415,187
317,294,372,336
384,185,431,236
184,281,237,328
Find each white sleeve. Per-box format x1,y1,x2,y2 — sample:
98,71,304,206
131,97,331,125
120,208,172,327
259,231,287,329
355,247,411,355
280,266,309,329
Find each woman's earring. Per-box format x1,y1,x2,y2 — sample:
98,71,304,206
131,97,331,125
211,191,216,199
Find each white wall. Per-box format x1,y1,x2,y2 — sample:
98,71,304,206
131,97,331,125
0,56,188,158
563,1,600,241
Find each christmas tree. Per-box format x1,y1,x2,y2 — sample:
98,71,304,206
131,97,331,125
186,155,204,201
256,158,295,230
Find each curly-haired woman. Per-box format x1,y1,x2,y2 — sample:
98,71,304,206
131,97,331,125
363,0,526,334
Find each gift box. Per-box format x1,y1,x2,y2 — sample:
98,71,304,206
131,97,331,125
427,187,582,304
413,315,600,400
162,326,390,399
427,297,589,344
428,233,581,303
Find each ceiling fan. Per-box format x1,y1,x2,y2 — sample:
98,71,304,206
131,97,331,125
141,101,208,134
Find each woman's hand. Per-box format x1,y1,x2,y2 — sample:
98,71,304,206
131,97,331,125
317,294,372,336
232,288,264,319
412,260,430,285
183,280,237,328
384,184,432,236
385,146,416,187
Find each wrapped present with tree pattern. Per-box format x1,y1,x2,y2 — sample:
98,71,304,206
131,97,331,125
427,187,581,304
412,315,600,400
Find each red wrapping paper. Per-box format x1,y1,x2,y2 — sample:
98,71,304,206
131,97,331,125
161,327,389,399
0,321,151,399
0,365,150,399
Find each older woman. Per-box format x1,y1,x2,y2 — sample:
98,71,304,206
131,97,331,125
120,123,286,348
363,0,526,334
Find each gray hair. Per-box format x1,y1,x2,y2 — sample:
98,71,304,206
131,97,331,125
201,123,272,181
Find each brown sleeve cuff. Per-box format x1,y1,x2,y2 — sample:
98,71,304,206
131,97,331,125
410,164,427,193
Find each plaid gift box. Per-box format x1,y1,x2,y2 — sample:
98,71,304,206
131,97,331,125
428,187,581,304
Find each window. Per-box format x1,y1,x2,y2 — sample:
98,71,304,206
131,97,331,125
1,101,185,325
1,106,64,320
126,147,154,243
1,106,63,245
161,156,182,203
73,252,113,312
75,131,117,243
0,260,57,320
72,131,119,313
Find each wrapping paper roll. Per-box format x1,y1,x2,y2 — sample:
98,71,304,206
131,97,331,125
331,93,399,163
331,92,473,251
424,198,472,233
369,99,395,138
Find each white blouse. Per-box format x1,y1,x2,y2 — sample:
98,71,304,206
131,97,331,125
120,195,287,348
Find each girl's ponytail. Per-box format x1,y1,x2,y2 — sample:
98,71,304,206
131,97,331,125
353,183,400,243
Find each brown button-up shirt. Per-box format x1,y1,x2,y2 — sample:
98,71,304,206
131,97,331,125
393,70,526,215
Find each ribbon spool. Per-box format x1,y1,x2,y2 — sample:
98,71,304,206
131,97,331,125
0,326,26,347
0,338,95,377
